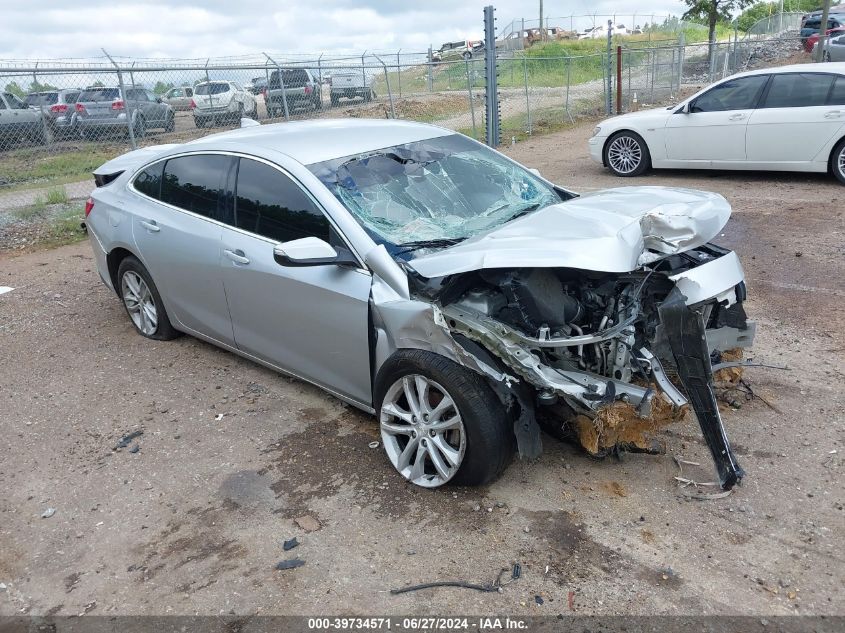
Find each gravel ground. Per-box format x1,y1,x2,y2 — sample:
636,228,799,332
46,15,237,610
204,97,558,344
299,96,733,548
0,120,843,618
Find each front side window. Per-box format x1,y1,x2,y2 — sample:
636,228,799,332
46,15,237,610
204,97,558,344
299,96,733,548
691,75,769,112
308,134,561,248
25,93,58,106
234,158,330,243
133,161,165,199
763,73,835,108
160,155,231,221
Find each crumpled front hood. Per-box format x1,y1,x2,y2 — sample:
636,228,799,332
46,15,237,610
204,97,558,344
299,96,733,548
408,186,731,278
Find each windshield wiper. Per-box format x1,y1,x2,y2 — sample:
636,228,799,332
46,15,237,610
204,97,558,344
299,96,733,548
504,203,541,223
394,237,466,255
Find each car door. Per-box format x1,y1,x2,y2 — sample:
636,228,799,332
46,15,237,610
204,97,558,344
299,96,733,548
664,74,769,163
746,72,844,165
3,92,38,134
219,156,373,405
130,153,237,346
829,34,845,61
0,94,9,135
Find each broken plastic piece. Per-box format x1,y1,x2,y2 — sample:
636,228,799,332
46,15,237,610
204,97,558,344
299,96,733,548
114,430,143,450
275,558,305,570
283,537,299,551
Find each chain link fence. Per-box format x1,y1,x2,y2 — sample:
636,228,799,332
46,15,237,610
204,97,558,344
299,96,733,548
0,26,813,250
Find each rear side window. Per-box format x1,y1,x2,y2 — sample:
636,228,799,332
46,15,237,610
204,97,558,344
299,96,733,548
692,75,768,112
65,92,80,104
269,69,309,88
234,158,330,243
763,73,835,108
133,161,165,199
830,76,845,105
161,155,231,221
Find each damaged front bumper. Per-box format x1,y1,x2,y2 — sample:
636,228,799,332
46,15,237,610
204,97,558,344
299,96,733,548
436,249,755,490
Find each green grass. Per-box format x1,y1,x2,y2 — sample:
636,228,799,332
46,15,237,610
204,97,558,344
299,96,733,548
44,188,69,205
43,206,87,248
0,147,116,191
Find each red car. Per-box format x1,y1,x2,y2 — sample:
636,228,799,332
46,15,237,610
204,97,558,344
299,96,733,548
804,26,845,52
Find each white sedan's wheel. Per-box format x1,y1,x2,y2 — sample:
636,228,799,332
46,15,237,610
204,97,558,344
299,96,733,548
380,375,466,488
605,132,649,176
832,139,845,185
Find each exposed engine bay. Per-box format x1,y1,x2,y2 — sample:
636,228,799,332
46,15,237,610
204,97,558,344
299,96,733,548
407,243,755,490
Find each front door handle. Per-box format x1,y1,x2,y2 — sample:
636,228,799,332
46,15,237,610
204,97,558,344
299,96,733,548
139,219,160,233
223,249,250,265
824,110,843,118
728,113,746,121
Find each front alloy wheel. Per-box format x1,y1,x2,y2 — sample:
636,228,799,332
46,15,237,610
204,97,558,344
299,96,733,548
380,375,466,488
605,131,650,176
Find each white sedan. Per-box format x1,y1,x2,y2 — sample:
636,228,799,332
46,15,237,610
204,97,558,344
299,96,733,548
588,63,845,184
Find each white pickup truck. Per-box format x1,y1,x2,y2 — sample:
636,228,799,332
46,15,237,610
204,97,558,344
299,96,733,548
329,72,375,106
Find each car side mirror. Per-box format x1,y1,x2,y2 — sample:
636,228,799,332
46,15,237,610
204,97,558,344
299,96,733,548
677,102,690,114
273,237,358,267
155,97,162,103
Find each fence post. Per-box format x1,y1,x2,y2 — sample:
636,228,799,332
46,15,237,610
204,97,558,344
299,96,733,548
103,48,136,150
605,21,613,115
373,55,396,119
396,50,402,98
264,52,290,121
465,58,478,140
483,5,500,147
564,56,573,123
616,45,622,114
523,54,531,135
677,32,685,91
361,51,367,89
427,46,434,92
32,63,52,148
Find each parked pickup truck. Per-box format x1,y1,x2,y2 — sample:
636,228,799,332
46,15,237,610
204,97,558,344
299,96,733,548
329,72,375,106
264,68,321,116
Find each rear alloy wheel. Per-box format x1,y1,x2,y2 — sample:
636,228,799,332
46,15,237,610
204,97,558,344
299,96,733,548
832,138,845,185
376,350,514,488
605,130,650,177
117,256,179,341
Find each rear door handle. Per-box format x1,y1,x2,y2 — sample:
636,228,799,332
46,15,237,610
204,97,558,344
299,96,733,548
824,110,843,118
223,249,250,265
728,113,746,121
139,219,160,233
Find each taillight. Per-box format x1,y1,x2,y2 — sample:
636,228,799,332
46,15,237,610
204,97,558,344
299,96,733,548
304,85,313,95
75,103,85,113
261,88,267,99
84,198,94,217
189,99,197,109
111,100,125,110
50,104,68,114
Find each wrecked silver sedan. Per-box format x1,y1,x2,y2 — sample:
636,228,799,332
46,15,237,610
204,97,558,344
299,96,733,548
85,119,755,490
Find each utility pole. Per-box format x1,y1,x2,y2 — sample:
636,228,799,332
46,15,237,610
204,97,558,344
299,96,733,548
816,0,832,62
539,0,544,41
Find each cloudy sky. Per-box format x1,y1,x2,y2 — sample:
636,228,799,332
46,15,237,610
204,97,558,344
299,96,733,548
2,0,689,61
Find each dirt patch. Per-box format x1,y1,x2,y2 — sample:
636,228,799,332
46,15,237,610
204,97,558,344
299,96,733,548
574,395,687,455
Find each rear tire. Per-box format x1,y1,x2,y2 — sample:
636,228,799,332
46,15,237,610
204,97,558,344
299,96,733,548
604,130,650,177
375,350,515,488
133,116,146,139
330,94,339,107
116,256,179,341
194,116,205,128
831,138,845,185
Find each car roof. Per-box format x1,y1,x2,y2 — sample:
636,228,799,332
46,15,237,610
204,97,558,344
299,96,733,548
183,118,454,165
728,62,845,80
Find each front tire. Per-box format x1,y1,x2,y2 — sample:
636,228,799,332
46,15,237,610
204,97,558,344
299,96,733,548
375,350,514,488
832,138,845,185
117,256,179,341
604,130,650,177
164,112,175,132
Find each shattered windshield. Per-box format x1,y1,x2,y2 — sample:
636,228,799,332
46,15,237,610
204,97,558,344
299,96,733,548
307,134,561,248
